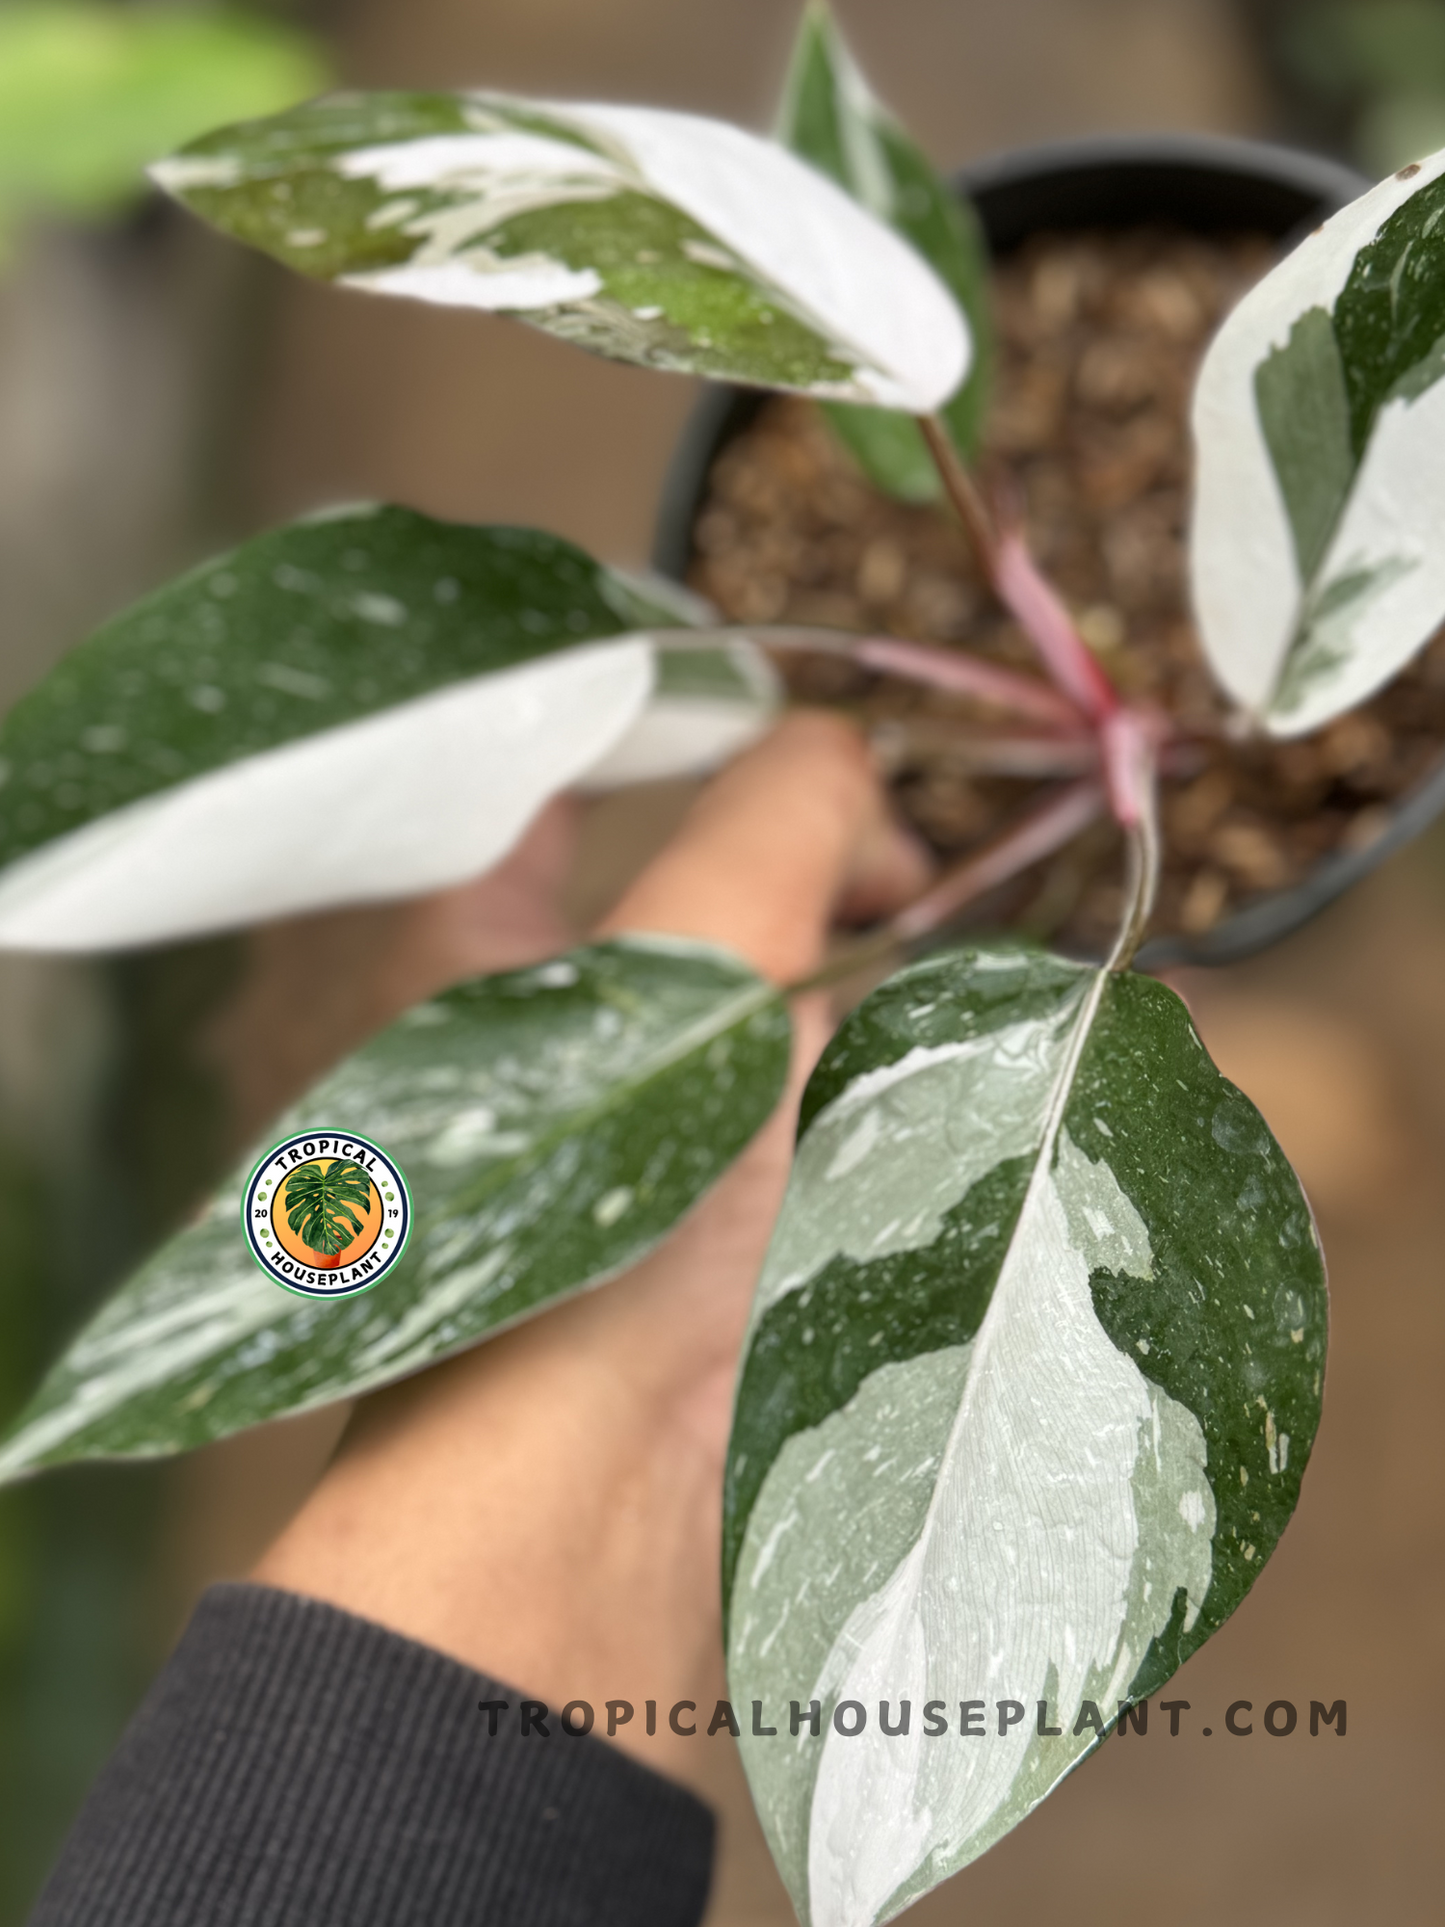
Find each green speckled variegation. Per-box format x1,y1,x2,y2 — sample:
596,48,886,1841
777,2,991,499
0,509,775,951
151,90,968,413
1193,147,1445,733
725,943,1326,1927
0,937,790,1477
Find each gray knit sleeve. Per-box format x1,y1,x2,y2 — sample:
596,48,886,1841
26,1582,715,1927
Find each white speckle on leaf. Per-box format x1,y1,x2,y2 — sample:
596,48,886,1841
256,663,330,701
351,592,408,627
285,228,328,248
592,1186,633,1227
426,1105,503,1168
81,726,126,754
150,154,245,191
1178,1489,1208,1530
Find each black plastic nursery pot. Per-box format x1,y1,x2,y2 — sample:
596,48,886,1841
654,132,1445,970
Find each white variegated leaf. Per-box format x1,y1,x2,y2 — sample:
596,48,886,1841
150,90,968,413
0,509,776,951
725,944,1326,1926
1192,148,1445,733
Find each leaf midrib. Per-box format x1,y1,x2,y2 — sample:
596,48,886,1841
886,967,1107,1586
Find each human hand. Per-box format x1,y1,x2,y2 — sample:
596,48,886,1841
251,713,931,1790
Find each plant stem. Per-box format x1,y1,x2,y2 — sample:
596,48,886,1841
890,778,1105,942
650,626,1082,728
916,417,1120,722
917,415,998,569
784,777,1105,996
852,636,1084,728
869,719,1100,779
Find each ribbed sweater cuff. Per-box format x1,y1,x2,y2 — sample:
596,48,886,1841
28,1581,715,1927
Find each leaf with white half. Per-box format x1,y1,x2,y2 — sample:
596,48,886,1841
777,0,991,499
150,90,968,413
0,936,790,1477
0,508,774,951
1192,148,1445,733
725,943,1326,1927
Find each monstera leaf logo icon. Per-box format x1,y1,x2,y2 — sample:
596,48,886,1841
282,1158,374,1268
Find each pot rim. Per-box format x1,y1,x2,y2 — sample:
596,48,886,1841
956,128,1368,223
651,130,1443,971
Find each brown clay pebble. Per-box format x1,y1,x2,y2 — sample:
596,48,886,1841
686,228,1445,953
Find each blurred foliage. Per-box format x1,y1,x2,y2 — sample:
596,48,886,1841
0,1,330,263
0,938,243,1919
1244,0,1445,174
0,1077,165,1924
0,4,305,1907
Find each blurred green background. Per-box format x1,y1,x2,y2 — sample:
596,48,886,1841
2,3,1443,1922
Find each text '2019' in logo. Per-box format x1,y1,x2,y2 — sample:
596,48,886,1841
242,1131,411,1298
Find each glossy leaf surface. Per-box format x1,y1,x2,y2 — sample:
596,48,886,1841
0,937,790,1477
1192,148,1445,733
725,943,1326,1927
777,1,991,497
0,510,771,951
152,90,968,412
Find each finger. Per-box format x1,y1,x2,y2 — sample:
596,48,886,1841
595,711,931,984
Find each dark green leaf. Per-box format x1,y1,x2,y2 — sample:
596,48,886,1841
0,937,791,1476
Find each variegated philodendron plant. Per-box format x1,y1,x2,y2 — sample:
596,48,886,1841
12,1,1445,1917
